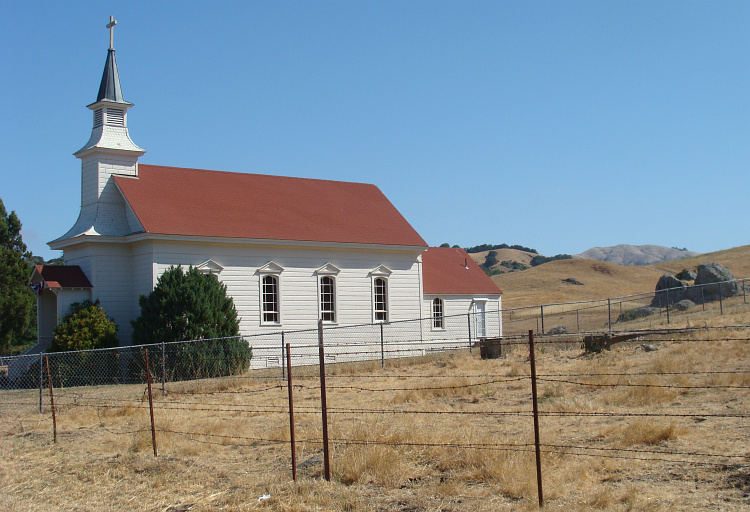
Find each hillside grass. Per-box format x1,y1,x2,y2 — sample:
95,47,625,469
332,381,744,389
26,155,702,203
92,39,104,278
493,244,750,310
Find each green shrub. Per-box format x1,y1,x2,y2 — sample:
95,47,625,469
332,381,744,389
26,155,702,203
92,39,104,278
44,300,120,386
51,300,118,352
131,265,250,381
530,254,573,267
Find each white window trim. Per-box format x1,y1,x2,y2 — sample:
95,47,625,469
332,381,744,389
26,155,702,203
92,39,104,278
315,263,340,324
432,297,445,331
318,275,337,324
258,261,284,326
369,265,392,323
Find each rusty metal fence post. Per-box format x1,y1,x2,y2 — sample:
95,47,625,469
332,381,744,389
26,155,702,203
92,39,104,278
38,352,44,414
44,355,57,444
528,330,543,508
286,343,297,481
317,319,331,481
143,349,158,457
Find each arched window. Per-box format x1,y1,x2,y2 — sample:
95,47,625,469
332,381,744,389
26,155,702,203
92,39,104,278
374,277,388,322
432,297,444,329
320,276,336,322
262,275,279,323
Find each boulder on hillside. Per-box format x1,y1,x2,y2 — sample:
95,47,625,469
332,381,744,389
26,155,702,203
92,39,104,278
547,326,569,335
673,299,696,311
651,274,689,307
688,262,738,303
562,277,583,285
676,269,697,281
618,306,659,323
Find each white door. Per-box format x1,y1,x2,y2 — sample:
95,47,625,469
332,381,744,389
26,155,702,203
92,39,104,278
474,301,487,338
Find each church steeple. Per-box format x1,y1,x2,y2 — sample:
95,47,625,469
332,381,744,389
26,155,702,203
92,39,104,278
75,16,144,159
53,16,146,245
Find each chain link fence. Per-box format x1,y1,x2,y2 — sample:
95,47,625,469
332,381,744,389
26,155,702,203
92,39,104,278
1,277,747,392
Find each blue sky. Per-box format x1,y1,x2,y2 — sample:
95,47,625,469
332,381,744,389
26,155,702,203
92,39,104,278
2,1,748,260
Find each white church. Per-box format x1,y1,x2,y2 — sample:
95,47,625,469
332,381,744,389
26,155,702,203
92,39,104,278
30,21,502,352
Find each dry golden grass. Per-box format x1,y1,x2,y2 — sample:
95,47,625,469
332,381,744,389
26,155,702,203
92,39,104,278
2,324,750,511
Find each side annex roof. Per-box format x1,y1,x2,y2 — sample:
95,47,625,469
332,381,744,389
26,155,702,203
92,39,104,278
31,265,93,289
114,165,427,248
422,247,502,295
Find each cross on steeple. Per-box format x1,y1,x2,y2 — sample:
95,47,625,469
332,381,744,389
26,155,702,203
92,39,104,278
107,16,117,50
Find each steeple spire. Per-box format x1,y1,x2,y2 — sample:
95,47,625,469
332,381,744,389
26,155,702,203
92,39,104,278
96,16,126,104
96,48,127,104
76,15,143,157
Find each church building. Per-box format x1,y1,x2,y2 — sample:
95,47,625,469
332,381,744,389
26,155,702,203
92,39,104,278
31,21,502,352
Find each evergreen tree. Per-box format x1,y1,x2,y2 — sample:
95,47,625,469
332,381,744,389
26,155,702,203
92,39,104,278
131,266,250,380
0,198,34,352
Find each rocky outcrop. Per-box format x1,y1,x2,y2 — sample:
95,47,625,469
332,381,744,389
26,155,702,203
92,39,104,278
651,262,738,307
690,262,739,302
651,274,689,307
676,269,697,281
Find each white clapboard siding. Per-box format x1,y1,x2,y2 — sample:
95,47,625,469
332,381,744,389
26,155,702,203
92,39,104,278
422,295,503,342
142,240,423,340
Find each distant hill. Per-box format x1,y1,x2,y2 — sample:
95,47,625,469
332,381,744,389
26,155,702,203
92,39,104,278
576,244,699,266
492,244,749,309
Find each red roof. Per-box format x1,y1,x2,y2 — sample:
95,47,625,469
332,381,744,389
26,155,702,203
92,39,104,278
422,247,502,295
33,265,92,288
114,165,427,248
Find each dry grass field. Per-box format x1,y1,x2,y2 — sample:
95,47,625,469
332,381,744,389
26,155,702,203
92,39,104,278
2,245,748,511
2,320,750,511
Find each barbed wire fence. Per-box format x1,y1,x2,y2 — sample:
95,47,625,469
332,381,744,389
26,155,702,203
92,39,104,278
3,325,750,507
1,277,749,507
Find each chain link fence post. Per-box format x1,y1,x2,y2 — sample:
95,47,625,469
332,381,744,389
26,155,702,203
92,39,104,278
380,322,385,369
38,352,43,414
161,341,166,395
281,331,286,380
540,305,545,335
